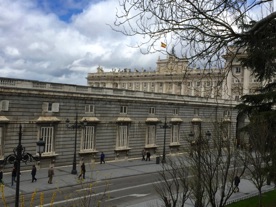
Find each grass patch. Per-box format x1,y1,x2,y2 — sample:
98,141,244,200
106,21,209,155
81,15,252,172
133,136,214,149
227,190,276,207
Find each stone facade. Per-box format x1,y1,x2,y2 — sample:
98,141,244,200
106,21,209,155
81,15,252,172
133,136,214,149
0,77,238,170
87,55,227,99
87,51,275,101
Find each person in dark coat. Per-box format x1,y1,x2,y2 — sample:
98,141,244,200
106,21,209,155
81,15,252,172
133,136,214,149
100,152,105,164
234,176,240,192
146,151,151,161
31,165,37,182
142,149,146,161
78,162,86,179
0,169,3,185
11,167,16,186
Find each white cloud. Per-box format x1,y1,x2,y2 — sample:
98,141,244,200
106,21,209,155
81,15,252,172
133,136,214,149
0,0,158,85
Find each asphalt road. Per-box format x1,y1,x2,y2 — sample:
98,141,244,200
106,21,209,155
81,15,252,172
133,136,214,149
4,171,161,207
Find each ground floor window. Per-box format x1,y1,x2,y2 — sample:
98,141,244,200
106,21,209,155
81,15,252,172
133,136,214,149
146,124,156,146
171,124,180,144
81,125,95,151
117,125,128,149
0,127,3,157
40,126,55,155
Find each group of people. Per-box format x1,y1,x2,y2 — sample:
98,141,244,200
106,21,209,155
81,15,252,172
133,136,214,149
0,152,107,186
141,149,151,161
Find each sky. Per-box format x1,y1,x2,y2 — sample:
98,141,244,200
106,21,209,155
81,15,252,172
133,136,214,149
0,0,160,85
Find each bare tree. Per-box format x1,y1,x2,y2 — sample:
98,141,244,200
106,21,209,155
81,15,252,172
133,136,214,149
154,117,245,207
186,117,245,207
154,157,190,207
114,0,275,68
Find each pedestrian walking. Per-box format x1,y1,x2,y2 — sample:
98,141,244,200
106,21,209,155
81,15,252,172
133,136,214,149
0,169,3,185
142,149,146,161
48,166,54,184
11,167,16,186
100,152,105,164
146,151,151,161
78,162,86,179
31,165,37,182
234,175,240,192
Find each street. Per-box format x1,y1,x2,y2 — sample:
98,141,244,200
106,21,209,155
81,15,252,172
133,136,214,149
4,172,160,207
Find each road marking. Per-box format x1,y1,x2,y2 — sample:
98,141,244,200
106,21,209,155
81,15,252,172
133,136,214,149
35,181,157,207
107,193,149,202
130,193,149,197
76,183,112,192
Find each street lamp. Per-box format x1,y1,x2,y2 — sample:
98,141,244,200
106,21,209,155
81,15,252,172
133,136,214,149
36,138,46,159
160,117,171,163
66,113,87,175
2,124,45,207
189,129,211,207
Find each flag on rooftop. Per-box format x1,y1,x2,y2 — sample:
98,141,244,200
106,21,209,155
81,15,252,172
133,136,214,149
161,42,167,48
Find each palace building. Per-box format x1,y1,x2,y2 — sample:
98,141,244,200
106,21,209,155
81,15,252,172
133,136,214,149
87,47,273,101
0,77,237,169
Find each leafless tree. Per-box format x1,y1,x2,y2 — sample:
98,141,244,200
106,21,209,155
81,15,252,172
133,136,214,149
114,0,275,68
154,117,245,207
153,157,190,207
187,120,245,207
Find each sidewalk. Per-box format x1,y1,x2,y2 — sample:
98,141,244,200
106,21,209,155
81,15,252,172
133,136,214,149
1,157,275,206
1,158,163,198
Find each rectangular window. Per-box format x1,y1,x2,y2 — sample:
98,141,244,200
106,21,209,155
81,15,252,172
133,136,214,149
187,82,191,87
171,124,180,143
196,81,201,87
81,126,95,151
143,83,147,88
48,103,52,111
173,108,179,115
85,105,94,113
42,102,59,112
0,100,9,111
206,81,211,86
146,125,156,145
120,106,127,114
194,108,199,116
235,67,241,73
0,127,3,157
117,125,128,148
40,126,54,154
149,107,155,115
223,110,231,117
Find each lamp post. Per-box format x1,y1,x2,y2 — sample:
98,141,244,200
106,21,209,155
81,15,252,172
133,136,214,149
160,117,171,163
2,125,45,207
66,113,87,175
189,129,211,207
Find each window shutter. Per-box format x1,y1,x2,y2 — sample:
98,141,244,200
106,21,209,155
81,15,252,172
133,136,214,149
52,103,59,112
1,100,9,111
42,102,48,112
85,105,89,113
